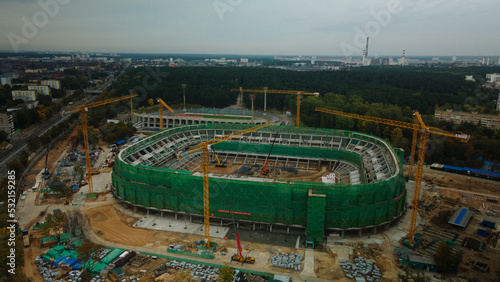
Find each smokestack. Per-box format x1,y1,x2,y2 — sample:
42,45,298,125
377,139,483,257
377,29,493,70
365,37,369,58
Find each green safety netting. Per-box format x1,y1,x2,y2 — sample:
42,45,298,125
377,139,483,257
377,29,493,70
112,124,406,243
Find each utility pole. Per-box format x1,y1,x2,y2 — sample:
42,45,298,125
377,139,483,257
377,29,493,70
129,90,134,122
250,94,255,124
239,87,243,108
181,84,187,111
263,86,268,112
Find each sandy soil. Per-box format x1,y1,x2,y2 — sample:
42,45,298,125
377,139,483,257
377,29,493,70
82,202,334,279
420,166,500,196
83,204,156,246
22,236,45,281
314,250,346,281
32,134,72,172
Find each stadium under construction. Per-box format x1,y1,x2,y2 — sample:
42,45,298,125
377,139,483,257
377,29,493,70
111,123,406,243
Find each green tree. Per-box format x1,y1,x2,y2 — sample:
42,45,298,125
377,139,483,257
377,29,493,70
73,161,84,182
399,265,427,282
174,269,194,281
0,130,8,143
77,242,100,261
27,137,41,153
219,263,234,282
434,241,462,273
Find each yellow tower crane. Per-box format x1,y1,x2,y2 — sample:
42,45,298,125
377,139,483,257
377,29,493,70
70,93,138,195
315,107,469,244
178,122,271,247
230,88,319,127
157,98,175,130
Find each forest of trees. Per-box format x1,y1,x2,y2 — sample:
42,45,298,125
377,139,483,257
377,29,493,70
112,66,500,168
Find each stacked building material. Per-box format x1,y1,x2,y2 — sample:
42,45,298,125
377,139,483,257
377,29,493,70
271,252,304,271
340,256,382,281
157,260,220,281
66,270,82,281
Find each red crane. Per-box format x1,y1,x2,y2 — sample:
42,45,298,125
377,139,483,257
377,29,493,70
229,206,255,264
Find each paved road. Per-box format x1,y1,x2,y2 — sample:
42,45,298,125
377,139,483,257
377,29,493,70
0,114,69,177
0,87,104,178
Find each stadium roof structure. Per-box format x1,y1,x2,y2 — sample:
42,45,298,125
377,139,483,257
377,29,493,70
448,208,473,228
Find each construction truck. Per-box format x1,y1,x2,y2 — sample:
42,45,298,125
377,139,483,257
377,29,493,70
22,230,30,247
229,206,255,264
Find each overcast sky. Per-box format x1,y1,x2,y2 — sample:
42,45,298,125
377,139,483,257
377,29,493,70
0,0,499,56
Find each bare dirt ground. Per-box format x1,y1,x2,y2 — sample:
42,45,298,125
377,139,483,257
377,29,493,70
22,236,45,281
32,134,72,172
416,165,500,196
83,204,156,246
416,166,500,282
314,249,345,281
197,163,332,183
81,201,336,279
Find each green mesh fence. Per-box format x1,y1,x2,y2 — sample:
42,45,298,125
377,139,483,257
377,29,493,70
307,192,326,243
112,124,406,243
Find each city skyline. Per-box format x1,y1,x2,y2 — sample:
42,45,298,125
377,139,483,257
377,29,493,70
0,0,499,56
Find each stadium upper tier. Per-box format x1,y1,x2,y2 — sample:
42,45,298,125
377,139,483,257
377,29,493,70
119,124,400,184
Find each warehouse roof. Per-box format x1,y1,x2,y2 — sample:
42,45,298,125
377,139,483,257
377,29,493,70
448,208,473,228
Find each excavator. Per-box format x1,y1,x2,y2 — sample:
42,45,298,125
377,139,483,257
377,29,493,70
260,132,278,175
229,206,255,264
209,145,227,168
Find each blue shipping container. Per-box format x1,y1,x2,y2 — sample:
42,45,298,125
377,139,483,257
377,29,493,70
480,220,495,229
477,229,488,237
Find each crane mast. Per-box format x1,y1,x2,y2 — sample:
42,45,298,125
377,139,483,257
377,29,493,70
315,107,469,244
181,123,271,247
70,93,138,195
261,132,278,175
230,88,319,127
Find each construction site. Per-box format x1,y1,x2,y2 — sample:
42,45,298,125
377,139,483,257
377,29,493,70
112,123,406,243
14,92,500,282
